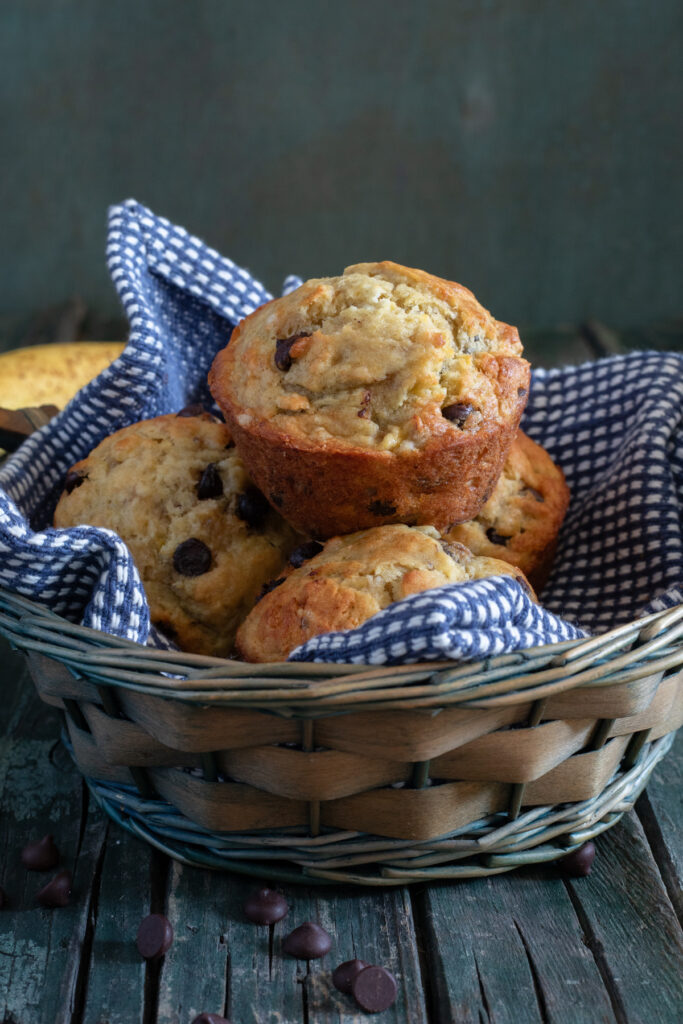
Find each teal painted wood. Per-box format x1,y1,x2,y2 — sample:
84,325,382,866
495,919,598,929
0,646,107,1024
415,870,616,1023
636,729,683,923
1,1,682,328
158,868,428,1023
79,825,151,1024
157,860,231,1023
563,813,683,1023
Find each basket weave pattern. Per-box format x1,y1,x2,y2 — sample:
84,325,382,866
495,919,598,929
2,592,682,883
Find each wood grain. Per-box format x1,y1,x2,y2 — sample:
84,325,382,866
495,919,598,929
414,870,616,1024
636,729,683,923
564,814,683,1023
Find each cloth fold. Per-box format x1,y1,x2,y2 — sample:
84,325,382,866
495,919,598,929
0,200,680,666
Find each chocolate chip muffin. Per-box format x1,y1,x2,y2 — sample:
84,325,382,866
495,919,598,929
209,262,530,538
53,411,299,656
443,430,569,590
236,525,535,663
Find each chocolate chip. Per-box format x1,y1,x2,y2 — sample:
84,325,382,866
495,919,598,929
191,1015,231,1024
243,887,289,925
0,885,7,909
289,541,323,568
486,527,511,546
518,387,528,397
236,486,271,527
21,834,60,871
352,965,398,1013
255,577,286,603
36,869,72,908
136,913,174,960
176,403,207,418
525,486,545,503
173,538,212,576
442,402,473,426
560,841,596,877
282,921,332,960
357,390,371,418
270,492,284,508
274,334,306,371
64,469,86,494
196,463,223,500
332,958,370,994
368,499,397,517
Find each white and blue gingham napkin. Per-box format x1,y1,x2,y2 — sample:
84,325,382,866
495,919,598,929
0,200,681,666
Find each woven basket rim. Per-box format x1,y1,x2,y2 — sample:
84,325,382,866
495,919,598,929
1,586,682,715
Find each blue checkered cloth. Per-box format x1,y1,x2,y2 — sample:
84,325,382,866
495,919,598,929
0,200,681,666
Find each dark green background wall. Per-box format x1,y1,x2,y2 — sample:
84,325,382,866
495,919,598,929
1,0,681,333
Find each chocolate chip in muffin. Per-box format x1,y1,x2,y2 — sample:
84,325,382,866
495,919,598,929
289,540,323,568
176,403,207,418
486,527,512,546
368,499,397,516
64,469,87,494
442,402,473,427
270,491,284,508
196,463,223,500
274,334,306,372
255,577,286,603
524,486,545,502
236,486,271,527
173,538,212,576
357,390,371,418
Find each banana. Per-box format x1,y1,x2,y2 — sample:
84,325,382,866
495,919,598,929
0,341,124,411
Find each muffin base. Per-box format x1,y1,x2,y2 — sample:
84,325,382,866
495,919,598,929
212,356,530,538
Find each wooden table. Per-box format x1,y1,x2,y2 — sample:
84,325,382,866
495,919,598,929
1,639,681,1023
0,320,682,1022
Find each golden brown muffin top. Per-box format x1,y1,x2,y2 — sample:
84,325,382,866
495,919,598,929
210,262,526,453
236,524,535,662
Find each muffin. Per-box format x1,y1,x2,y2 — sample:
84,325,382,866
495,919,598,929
444,430,570,590
236,524,536,663
53,410,299,656
209,262,530,538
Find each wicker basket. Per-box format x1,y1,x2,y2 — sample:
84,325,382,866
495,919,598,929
1,588,681,886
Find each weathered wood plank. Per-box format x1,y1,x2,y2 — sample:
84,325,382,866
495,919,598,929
157,860,231,1023
0,642,107,1024
80,827,154,1024
415,867,616,1024
636,729,683,924
564,812,683,1024
158,871,428,1024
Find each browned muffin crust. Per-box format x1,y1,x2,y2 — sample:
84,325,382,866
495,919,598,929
443,430,570,590
210,262,530,537
54,412,299,656
236,525,536,663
